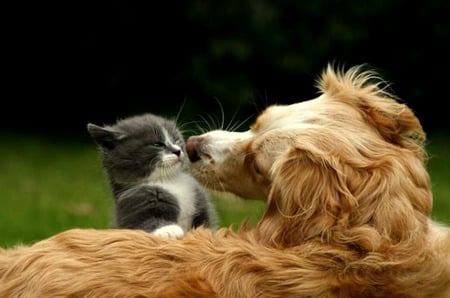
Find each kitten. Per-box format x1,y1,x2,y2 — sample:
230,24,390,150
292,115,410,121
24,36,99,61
87,113,217,238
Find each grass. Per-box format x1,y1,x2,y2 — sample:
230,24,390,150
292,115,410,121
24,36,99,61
0,131,448,247
426,131,450,224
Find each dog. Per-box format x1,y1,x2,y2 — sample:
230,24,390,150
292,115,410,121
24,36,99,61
1,65,449,297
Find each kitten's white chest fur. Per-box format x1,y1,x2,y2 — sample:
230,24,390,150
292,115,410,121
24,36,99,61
147,172,197,232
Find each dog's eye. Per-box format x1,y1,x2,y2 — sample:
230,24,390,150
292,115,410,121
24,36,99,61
253,162,262,175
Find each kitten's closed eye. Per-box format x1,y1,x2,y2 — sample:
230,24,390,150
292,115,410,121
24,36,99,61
153,142,165,147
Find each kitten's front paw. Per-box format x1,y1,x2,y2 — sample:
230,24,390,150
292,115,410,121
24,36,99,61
152,224,185,239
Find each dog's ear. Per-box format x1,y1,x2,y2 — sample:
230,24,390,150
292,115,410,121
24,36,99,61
87,123,124,150
355,96,426,161
319,65,426,161
256,144,357,248
256,133,432,250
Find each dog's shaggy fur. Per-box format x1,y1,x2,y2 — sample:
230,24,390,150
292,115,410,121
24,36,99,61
1,65,449,297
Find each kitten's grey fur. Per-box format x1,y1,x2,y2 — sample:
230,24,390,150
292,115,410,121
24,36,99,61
87,113,217,238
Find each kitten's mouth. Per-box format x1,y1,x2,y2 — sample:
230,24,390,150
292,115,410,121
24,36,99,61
169,158,182,167
159,156,183,171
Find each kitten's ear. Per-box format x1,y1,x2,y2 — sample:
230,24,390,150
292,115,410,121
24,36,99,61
87,123,124,150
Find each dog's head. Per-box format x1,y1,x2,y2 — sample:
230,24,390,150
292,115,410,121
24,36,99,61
187,65,432,247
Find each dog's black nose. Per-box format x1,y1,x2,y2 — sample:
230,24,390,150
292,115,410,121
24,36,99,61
186,136,201,162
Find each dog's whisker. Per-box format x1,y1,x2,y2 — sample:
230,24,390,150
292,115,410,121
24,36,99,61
206,113,220,131
178,119,209,137
213,97,226,131
198,114,214,132
228,114,254,132
174,98,187,126
176,120,200,130
195,122,208,134
225,107,238,131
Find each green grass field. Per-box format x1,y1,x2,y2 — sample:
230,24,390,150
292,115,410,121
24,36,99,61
0,132,448,247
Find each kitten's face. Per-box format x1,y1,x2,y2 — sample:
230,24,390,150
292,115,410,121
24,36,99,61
88,114,186,184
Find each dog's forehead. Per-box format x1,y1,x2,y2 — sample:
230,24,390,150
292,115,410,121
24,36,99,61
205,129,254,141
251,98,327,133
249,130,297,159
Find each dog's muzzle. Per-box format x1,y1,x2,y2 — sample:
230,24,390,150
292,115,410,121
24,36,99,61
186,136,202,162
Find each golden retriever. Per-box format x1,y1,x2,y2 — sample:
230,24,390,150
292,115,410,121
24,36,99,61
1,65,449,297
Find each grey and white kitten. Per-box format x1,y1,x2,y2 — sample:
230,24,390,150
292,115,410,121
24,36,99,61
87,113,217,238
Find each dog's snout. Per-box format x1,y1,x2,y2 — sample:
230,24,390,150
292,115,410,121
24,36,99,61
186,136,201,162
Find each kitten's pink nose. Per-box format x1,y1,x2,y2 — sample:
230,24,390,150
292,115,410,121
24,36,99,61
186,136,201,162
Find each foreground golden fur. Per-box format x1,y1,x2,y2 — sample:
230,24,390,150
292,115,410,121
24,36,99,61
1,65,449,297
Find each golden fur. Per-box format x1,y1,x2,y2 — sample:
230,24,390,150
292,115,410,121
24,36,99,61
1,65,449,297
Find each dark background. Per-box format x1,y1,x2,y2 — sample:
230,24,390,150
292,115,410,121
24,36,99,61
4,0,450,137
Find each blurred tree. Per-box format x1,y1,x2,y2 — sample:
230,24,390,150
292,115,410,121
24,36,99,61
4,0,449,134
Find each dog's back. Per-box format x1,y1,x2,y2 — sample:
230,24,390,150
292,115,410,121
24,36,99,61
430,221,450,297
